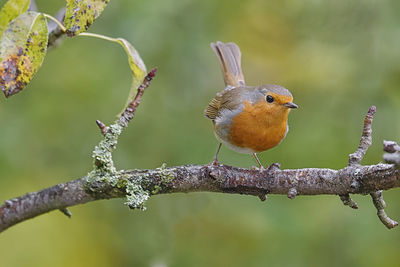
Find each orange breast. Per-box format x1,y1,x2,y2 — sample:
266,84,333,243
228,101,289,152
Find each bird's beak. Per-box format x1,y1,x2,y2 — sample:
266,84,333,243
284,102,298,109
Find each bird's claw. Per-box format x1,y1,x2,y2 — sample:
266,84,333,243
266,163,281,171
209,159,220,166
250,165,265,171
251,163,280,171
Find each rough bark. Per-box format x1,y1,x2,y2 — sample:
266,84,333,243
0,162,398,233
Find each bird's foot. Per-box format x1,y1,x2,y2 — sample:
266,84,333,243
209,159,220,166
266,162,281,171
202,160,220,173
250,165,265,171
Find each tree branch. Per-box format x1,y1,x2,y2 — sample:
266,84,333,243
0,162,399,233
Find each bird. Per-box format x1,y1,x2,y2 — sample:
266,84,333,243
204,41,298,168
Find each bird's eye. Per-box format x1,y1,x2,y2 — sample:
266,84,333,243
266,95,274,103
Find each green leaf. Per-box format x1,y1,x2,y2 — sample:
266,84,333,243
0,0,30,38
116,38,147,100
64,0,110,36
0,11,48,97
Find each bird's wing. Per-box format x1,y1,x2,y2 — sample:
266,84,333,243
204,92,223,120
204,87,246,120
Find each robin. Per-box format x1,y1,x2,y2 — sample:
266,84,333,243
205,41,298,167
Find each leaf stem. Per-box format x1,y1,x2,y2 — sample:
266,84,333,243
78,32,119,43
43,14,66,32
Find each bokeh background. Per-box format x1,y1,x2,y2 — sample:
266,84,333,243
1,0,400,266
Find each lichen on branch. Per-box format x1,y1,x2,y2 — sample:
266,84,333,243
86,68,158,210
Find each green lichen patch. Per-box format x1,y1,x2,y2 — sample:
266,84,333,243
64,0,110,36
88,110,156,209
88,122,150,210
125,178,149,210
87,169,116,184
151,163,175,194
0,0,30,38
158,163,175,182
116,171,150,210
92,124,122,173
0,11,48,97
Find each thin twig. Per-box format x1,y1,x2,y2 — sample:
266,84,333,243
370,190,398,229
339,194,358,209
119,67,158,127
95,120,108,136
384,154,400,166
383,140,400,153
59,208,72,218
47,8,67,48
339,106,376,209
91,67,158,171
383,140,400,166
348,106,376,166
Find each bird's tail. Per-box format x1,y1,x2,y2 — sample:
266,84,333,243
210,41,245,88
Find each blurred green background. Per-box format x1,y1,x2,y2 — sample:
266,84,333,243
1,0,400,266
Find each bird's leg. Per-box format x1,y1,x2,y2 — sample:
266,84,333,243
250,154,280,171
252,153,263,168
211,143,222,165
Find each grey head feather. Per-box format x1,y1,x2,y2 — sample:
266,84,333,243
257,84,292,97
220,86,262,108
